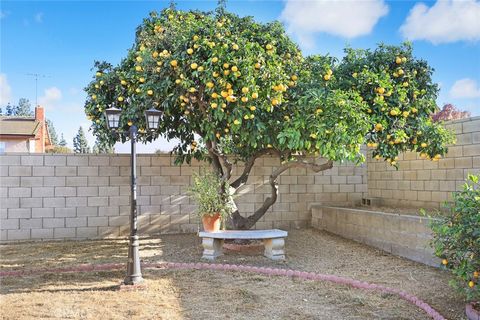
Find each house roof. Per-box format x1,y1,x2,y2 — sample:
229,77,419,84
0,116,41,137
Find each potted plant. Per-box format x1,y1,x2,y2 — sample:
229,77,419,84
187,170,233,232
429,174,479,319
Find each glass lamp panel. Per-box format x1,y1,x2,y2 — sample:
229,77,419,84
145,108,162,130
105,106,122,130
111,113,120,128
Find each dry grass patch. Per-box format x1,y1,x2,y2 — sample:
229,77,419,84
0,229,465,319
1,269,432,320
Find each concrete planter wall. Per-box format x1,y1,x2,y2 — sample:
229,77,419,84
311,205,439,266
367,116,480,209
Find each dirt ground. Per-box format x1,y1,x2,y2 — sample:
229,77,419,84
0,229,465,320
347,205,440,216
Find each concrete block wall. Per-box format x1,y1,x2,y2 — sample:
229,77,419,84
311,205,439,266
367,116,480,208
0,154,367,242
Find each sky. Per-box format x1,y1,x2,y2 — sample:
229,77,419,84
1,0,480,153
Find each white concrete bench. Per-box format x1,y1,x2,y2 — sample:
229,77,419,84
198,229,288,261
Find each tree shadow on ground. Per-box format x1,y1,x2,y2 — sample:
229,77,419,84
0,229,466,320
0,270,125,294
0,268,436,320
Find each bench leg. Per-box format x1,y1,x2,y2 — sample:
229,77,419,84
201,237,224,260
263,238,285,261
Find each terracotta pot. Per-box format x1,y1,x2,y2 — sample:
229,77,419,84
466,302,480,320
202,213,221,232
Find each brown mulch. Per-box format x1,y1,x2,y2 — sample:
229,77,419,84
0,229,465,320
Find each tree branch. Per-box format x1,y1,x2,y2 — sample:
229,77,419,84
230,148,281,189
205,141,223,176
207,141,232,180
231,158,333,229
271,158,334,177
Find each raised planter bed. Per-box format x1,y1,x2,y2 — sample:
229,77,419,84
311,205,439,266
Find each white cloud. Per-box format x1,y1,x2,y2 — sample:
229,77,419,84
450,78,480,98
400,0,480,44
34,12,43,23
0,74,12,106
280,0,389,47
38,87,62,109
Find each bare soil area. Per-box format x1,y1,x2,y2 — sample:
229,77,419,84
344,205,439,216
0,229,465,320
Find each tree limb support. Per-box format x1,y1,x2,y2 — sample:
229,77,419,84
230,158,334,229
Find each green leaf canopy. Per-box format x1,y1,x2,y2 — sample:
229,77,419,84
85,8,453,167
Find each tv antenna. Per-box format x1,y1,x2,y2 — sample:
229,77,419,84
25,73,50,106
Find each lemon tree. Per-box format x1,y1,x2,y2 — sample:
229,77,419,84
429,174,480,302
335,43,454,165
85,8,453,229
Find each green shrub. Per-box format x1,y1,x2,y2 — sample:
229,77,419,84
46,146,73,153
429,174,480,302
187,170,233,220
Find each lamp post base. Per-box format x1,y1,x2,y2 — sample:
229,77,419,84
118,281,147,291
123,274,144,285
124,234,143,285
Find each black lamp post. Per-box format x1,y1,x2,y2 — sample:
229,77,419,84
105,104,162,285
